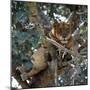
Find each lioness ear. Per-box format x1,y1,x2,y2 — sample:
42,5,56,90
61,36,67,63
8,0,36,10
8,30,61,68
70,23,74,33
51,20,59,37
53,20,59,28
67,22,72,32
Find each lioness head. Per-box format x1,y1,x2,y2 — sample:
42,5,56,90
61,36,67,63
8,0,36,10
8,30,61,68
51,21,72,44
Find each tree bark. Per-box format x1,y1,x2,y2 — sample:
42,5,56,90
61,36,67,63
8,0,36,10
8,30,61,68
12,67,30,89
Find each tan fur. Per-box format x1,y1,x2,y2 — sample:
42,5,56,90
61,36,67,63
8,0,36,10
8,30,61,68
50,21,73,49
26,47,48,77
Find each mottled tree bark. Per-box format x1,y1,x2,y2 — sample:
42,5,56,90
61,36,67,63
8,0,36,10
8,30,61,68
12,66,30,89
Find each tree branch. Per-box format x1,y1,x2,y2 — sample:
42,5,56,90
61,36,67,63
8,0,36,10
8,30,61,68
46,37,80,58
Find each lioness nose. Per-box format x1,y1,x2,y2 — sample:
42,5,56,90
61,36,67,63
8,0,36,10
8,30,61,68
63,34,66,38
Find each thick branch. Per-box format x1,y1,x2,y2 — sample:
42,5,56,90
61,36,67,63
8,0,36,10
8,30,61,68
46,37,80,57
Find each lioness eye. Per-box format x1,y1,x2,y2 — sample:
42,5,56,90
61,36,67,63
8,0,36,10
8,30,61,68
67,29,70,32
